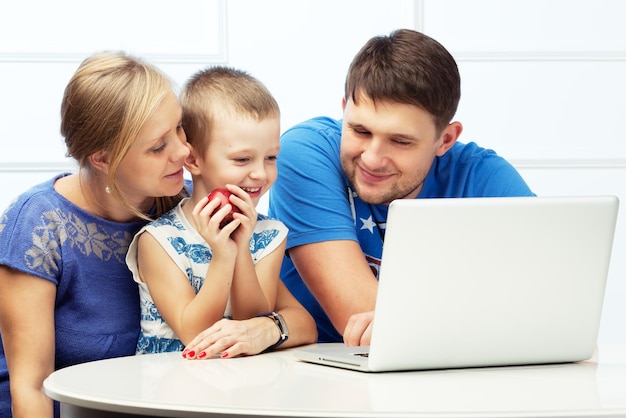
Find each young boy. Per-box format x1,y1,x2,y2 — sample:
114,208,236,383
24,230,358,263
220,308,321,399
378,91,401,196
126,66,288,355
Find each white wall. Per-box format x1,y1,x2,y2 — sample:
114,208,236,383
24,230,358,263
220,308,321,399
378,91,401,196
1,0,624,344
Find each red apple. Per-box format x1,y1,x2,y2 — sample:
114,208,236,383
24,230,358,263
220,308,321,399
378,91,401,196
207,188,241,228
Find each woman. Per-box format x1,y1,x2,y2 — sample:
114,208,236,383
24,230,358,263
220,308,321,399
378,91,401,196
0,51,190,418
0,52,315,418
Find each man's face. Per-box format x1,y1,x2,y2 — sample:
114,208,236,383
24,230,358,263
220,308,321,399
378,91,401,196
340,95,449,205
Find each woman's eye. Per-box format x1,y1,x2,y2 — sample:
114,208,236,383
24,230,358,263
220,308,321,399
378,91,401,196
151,143,166,153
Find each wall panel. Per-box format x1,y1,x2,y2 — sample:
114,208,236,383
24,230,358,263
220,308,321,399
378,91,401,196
0,0,624,343
419,0,626,343
0,0,226,62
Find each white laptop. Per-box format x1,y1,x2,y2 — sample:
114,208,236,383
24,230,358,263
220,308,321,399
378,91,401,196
294,196,619,372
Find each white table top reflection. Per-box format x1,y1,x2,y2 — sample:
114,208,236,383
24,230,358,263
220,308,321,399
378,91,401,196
44,344,626,418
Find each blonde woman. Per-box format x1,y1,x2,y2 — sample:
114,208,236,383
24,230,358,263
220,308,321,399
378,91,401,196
0,51,190,418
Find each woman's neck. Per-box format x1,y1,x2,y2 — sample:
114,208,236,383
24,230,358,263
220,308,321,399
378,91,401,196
55,170,149,223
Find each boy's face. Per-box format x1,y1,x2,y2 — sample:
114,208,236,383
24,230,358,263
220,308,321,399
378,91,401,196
340,95,456,205
197,113,280,207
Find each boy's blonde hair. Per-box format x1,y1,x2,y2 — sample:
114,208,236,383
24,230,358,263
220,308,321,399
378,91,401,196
180,66,280,151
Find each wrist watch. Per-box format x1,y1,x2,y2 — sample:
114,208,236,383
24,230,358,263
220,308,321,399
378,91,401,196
258,311,289,351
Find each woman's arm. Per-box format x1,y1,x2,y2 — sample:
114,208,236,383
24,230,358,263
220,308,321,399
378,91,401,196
182,280,317,359
0,266,56,418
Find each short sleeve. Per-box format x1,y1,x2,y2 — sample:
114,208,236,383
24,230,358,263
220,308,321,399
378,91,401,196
269,117,357,250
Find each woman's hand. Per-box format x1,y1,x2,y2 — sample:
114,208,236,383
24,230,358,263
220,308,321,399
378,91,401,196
343,311,374,346
182,316,279,359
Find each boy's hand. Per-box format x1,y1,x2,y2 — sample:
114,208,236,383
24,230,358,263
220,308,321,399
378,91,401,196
192,195,239,258
207,188,242,229
223,184,257,249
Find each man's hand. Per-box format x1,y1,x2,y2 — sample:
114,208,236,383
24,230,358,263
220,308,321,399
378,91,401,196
343,311,374,346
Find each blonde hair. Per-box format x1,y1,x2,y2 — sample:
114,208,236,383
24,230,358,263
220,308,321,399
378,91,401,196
61,51,186,219
180,66,279,152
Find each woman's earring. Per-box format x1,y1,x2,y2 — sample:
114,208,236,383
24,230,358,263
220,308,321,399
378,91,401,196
105,186,111,194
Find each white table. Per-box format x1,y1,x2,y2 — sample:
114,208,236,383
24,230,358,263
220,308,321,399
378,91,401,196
44,344,626,418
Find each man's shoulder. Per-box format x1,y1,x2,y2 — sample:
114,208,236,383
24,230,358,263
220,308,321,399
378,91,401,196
440,141,514,170
447,141,495,159
282,116,342,141
429,141,534,197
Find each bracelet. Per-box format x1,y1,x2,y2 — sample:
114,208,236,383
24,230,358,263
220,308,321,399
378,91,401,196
256,311,289,351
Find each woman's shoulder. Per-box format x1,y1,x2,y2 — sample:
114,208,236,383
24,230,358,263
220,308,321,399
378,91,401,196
0,172,146,242
0,174,67,222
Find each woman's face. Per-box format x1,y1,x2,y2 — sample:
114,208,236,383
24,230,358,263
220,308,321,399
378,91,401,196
116,90,190,209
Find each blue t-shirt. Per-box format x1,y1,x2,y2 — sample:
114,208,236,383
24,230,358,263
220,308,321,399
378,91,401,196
268,117,535,342
0,174,145,418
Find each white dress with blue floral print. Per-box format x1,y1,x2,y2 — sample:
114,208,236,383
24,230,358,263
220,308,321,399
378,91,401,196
126,198,288,354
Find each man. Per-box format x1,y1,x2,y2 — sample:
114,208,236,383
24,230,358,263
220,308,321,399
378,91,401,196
268,29,534,345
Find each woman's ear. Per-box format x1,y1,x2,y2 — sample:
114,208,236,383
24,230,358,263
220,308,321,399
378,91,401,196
435,121,463,157
88,150,111,174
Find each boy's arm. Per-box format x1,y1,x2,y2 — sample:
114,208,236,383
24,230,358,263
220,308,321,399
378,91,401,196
137,232,235,344
228,239,283,319
226,186,280,318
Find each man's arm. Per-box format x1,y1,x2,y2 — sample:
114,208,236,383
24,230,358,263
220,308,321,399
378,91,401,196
288,239,378,337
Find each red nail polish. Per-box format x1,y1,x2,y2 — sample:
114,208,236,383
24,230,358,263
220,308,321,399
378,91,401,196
221,352,229,358
187,350,195,357
198,351,207,359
